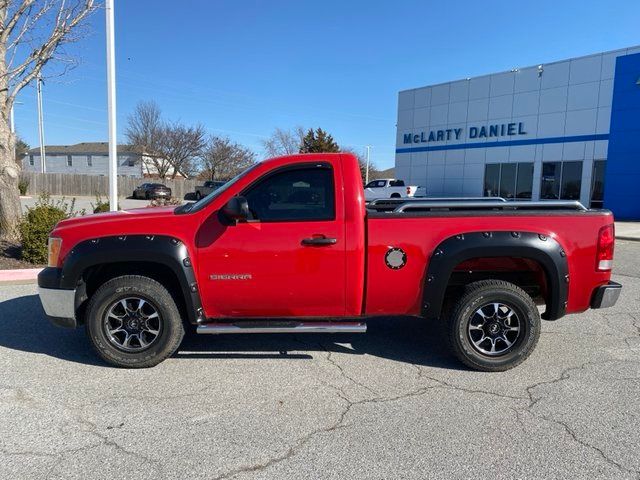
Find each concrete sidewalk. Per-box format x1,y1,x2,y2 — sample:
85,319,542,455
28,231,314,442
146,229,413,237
616,222,640,242
0,268,42,285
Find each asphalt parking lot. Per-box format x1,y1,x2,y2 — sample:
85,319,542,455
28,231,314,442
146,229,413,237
0,241,638,479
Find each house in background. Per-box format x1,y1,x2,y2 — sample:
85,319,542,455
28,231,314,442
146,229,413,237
23,142,184,178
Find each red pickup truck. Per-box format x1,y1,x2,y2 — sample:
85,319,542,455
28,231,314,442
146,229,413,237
38,153,621,371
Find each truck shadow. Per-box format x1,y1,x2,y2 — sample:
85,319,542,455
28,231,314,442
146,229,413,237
0,294,462,371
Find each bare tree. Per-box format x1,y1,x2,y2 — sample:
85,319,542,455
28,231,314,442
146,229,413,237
201,135,256,181
158,122,206,179
126,101,206,180
261,126,305,158
124,101,171,177
0,0,98,239
124,101,171,178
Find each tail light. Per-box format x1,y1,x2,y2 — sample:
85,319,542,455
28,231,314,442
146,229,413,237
406,187,411,195
596,224,615,271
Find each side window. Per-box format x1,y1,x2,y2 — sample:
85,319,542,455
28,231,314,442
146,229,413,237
364,181,377,188
389,180,405,187
243,165,335,222
377,180,387,187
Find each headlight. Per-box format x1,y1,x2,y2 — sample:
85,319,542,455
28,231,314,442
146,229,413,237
47,237,62,267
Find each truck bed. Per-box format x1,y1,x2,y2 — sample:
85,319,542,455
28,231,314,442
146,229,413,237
364,201,613,317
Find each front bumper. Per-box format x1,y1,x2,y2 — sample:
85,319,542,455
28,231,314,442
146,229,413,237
38,268,77,329
591,281,622,309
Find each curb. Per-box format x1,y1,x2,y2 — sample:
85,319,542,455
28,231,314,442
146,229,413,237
616,236,640,243
0,268,42,286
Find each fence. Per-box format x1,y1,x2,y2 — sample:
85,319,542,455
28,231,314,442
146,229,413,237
21,172,199,199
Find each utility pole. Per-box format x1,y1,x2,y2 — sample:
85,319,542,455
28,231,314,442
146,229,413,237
36,74,46,173
105,0,118,211
365,145,371,184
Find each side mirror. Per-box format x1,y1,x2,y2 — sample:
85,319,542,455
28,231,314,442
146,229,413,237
222,196,249,221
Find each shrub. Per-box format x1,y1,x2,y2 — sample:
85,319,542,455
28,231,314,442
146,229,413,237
18,178,29,196
19,194,79,264
91,194,118,213
148,196,182,207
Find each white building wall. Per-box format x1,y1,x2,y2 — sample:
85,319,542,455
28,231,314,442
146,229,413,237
395,46,639,203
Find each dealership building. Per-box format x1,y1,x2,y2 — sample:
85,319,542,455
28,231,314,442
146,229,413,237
395,45,640,219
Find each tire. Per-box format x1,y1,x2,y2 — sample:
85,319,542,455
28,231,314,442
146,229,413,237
390,193,401,198
145,191,150,200
85,275,185,368
447,280,540,372
195,191,202,200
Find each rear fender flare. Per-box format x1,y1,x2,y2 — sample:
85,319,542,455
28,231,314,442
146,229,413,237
422,231,568,321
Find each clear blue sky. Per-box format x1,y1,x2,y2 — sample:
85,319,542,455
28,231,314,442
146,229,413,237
14,0,640,170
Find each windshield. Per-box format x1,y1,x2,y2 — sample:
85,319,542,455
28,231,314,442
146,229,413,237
175,163,261,214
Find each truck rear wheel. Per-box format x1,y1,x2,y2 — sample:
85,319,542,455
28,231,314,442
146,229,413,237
85,275,185,368
447,280,540,372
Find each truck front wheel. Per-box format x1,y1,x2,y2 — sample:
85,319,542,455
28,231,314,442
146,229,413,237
447,280,540,372
85,275,185,368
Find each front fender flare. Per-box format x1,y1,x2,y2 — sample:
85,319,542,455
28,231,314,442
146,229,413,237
59,235,203,324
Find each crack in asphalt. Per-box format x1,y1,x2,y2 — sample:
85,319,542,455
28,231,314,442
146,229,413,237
209,377,440,480
209,347,639,479
411,364,526,401
523,360,640,478
0,386,220,478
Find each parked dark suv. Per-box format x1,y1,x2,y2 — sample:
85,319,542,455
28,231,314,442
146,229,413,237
133,183,172,199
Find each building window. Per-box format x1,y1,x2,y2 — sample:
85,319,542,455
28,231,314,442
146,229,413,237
516,163,533,199
67,155,73,167
540,161,583,200
87,155,92,167
499,163,517,199
541,162,561,199
128,158,136,167
484,164,500,197
29,155,34,166
590,160,606,208
484,162,534,200
561,161,583,200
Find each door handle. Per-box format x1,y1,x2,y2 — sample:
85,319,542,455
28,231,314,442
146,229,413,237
301,236,337,246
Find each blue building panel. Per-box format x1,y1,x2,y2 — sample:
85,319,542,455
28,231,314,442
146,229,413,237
605,53,640,220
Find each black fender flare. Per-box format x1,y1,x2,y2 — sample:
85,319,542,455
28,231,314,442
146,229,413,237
422,231,568,321
59,235,203,324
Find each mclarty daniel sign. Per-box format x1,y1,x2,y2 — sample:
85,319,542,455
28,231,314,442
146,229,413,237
403,122,527,144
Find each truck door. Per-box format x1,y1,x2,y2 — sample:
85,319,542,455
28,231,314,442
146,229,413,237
196,162,346,318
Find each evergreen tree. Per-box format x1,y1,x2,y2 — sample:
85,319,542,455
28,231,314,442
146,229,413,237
299,128,340,153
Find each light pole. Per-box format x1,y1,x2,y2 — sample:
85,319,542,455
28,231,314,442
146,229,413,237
105,0,118,211
365,145,371,184
36,74,46,173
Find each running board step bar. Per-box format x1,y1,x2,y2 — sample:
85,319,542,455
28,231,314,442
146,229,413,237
197,321,367,334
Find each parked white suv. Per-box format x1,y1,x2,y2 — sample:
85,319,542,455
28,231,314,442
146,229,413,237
364,178,419,201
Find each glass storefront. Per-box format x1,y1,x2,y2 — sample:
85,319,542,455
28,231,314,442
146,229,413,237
540,161,583,200
484,162,534,200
